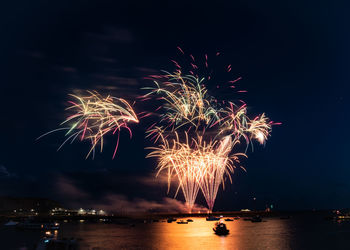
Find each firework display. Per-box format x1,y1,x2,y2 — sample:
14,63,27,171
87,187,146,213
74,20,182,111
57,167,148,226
40,48,278,212
38,91,139,159
145,48,278,212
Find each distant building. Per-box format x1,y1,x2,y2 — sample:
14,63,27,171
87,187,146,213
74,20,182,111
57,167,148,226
50,207,78,216
0,196,62,215
97,209,106,216
241,208,251,212
76,208,107,216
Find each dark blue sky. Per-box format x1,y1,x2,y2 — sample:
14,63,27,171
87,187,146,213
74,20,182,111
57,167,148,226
0,0,349,211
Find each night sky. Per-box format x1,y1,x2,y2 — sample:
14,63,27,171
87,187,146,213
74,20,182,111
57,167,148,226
0,0,349,211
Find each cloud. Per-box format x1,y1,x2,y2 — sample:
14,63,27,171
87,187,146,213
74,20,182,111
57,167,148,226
55,175,207,213
0,165,16,178
53,66,78,73
137,173,179,191
137,173,169,186
18,50,45,59
56,176,89,199
134,67,159,74
85,27,133,44
91,74,139,86
93,194,207,214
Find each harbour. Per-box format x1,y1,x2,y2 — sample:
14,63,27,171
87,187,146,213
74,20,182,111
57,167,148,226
2,211,350,249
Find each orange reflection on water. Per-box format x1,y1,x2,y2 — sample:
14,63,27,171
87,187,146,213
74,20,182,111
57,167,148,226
151,218,240,250
59,217,292,250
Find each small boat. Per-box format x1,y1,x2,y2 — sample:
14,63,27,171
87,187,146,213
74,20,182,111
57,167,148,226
17,222,60,230
213,222,229,235
224,218,234,221
251,215,262,222
4,220,18,226
167,218,177,223
334,214,350,221
234,217,240,220
206,216,220,221
333,210,350,221
36,238,78,250
177,220,188,224
280,216,290,220
187,219,193,222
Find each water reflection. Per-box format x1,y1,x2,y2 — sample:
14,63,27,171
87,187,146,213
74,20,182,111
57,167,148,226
152,218,239,249
58,217,293,250
4,216,350,249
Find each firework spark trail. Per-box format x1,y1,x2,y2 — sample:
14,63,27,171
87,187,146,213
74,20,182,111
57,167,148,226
142,71,220,132
199,136,248,211
219,104,274,148
146,132,202,212
147,132,245,212
38,91,139,159
246,114,273,145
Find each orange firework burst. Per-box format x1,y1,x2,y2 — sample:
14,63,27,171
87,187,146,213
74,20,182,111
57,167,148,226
147,132,245,212
200,136,246,211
